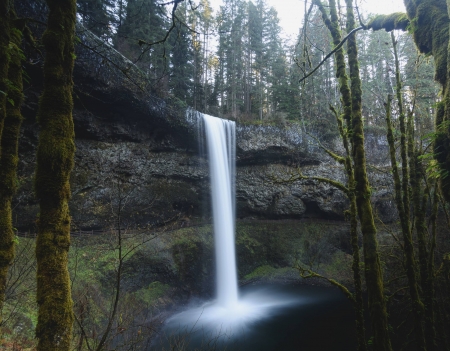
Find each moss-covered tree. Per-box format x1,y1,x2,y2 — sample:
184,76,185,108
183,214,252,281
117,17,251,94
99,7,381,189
367,1,450,204
289,108,368,351
344,1,393,349
306,0,392,349
34,0,76,349
0,0,11,152
0,3,23,322
385,33,428,351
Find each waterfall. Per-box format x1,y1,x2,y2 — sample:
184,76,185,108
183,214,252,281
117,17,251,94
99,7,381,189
202,114,238,308
161,112,299,343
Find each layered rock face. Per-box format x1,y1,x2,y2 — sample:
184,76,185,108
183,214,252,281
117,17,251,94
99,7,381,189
14,24,395,231
16,104,394,230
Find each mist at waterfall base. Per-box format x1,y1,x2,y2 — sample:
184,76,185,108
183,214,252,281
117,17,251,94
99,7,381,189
155,113,357,350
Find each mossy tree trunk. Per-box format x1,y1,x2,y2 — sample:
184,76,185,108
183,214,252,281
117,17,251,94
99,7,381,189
336,111,367,351
367,4,450,348
0,0,11,152
297,104,368,351
0,5,23,322
345,1,392,350
385,93,428,350
404,0,450,202
368,1,450,203
389,32,428,351
312,0,391,348
34,0,76,349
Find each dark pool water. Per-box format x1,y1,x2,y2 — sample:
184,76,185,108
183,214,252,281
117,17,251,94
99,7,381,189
153,283,357,351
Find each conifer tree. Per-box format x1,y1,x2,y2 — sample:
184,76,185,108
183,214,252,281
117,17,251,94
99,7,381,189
78,0,113,39
116,0,169,94
169,1,194,104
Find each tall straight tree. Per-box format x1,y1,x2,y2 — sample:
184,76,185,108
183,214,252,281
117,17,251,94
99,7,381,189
215,0,247,119
115,0,169,94
169,1,194,104
77,0,113,39
34,0,76,349
310,0,392,348
248,0,265,119
367,0,450,203
345,1,392,348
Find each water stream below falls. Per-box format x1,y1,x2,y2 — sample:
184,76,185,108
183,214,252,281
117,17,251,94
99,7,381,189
156,283,357,351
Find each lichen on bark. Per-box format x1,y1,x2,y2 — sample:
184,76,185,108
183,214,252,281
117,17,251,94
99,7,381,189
34,0,76,349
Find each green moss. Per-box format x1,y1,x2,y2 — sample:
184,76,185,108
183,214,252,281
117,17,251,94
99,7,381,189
244,265,276,279
322,251,353,282
34,1,77,350
172,237,203,281
244,265,296,280
0,0,11,152
0,9,24,323
235,229,262,255
134,281,170,306
367,13,409,32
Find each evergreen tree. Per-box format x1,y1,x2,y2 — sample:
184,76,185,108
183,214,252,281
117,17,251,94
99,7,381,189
169,1,194,104
215,0,243,118
78,0,114,39
116,0,169,95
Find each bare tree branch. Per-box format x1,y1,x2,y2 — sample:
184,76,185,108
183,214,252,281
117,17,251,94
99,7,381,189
299,26,364,84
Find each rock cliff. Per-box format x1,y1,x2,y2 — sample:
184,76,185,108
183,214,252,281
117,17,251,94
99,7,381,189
14,22,395,231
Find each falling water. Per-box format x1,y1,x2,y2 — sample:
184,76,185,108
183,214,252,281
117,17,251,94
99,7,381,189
202,114,238,308
160,112,301,346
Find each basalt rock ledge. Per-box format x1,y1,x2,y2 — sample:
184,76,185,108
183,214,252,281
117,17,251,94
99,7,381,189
14,24,395,231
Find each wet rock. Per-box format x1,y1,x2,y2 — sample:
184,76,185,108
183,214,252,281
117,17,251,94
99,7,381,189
14,27,395,229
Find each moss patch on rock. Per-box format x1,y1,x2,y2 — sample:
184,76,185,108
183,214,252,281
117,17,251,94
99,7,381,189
244,265,298,281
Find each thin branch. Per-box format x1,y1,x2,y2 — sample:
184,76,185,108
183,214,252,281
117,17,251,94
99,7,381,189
295,264,355,303
306,131,346,164
299,26,364,83
271,167,350,196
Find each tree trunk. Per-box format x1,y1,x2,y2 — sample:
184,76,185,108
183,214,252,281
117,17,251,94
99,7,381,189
0,0,11,150
34,0,76,349
0,8,23,321
314,0,391,347
345,1,392,350
389,31,428,350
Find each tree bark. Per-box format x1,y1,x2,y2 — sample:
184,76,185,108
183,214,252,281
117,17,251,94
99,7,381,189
0,0,11,151
0,7,23,321
345,1,392,350
34,0,76,349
